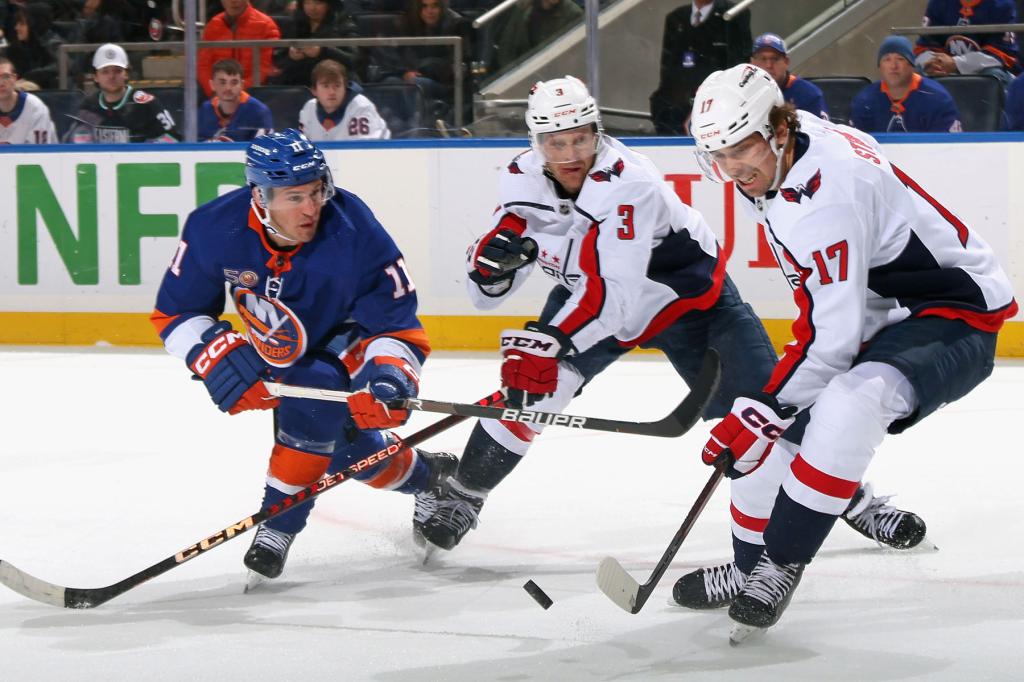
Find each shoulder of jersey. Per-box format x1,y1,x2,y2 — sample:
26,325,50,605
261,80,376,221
504,149,538,176
132,89,155,104
188,187,252,240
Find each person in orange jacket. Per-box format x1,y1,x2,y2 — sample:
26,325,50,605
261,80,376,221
198,0,281,97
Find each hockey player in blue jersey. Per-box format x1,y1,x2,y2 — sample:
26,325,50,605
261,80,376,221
151,129,456,582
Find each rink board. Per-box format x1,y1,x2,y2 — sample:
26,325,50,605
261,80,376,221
0,136,1021,355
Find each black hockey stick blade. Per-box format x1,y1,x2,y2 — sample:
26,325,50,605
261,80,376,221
0,394,501,609
268,348,721,438
596,462,727,614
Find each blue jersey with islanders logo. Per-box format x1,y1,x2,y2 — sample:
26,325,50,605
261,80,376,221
151,186,429,377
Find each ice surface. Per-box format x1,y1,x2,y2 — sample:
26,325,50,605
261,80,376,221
1,349,1022,681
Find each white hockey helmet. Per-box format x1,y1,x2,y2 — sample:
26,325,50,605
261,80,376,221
526,75,604,162
690,64,786,184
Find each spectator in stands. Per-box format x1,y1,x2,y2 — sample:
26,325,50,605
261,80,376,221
1002,68,1024,128
915,0,1020,87
300,58,390,140
851,35,962,133
495,0,581,70
199,58,274,141
271,0,358,86
198,0,281,97
650,0,751,135
1,3,64,89
68,42,180,142
0,55,56,143
370,0,470,119
749,32,829,120
79,0,131,44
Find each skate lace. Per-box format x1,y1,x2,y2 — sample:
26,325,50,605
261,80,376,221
849,494,905,545
743,558,800,608
413,489,440,523
432,492,481,535
253,526,292,555
704,563,747,601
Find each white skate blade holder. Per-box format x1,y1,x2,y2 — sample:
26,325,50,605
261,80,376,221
729,622,766,646
244,571,268,594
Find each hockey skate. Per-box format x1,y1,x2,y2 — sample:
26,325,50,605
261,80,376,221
412,450,459,548
418,479,486,551
672,562,748,610
727,553,805,645
243,525,295,591
842,483,927,550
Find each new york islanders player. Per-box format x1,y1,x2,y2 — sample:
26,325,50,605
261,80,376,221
0,57,57,144
415,76,926,563
151,129,455,582
686,64,1016,642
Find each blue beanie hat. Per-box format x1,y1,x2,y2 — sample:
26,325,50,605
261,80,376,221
877,35,915,66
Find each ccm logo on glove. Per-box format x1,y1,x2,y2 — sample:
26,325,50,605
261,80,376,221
190,330,248,377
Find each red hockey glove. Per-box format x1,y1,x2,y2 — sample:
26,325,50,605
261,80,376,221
499,322,572,407
703,393,796,479
186,321,279,415
468,219,538,285
348,357,419,430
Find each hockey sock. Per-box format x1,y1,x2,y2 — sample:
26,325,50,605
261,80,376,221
732,535,765,575
762,488,840,565
261,484,315,535
455,423,524,491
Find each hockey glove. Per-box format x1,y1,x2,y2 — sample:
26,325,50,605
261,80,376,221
499,322,572,408
703,393,796,479
186,321,279,415
469,226,538,285
348,357,420,430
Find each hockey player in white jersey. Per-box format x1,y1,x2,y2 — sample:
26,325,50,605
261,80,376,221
685,63,1017,643
416,75,927,563
299,59,390,141
0,57,57,144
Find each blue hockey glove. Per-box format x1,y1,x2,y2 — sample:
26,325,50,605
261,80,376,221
349,357,420,429
186,321,278,415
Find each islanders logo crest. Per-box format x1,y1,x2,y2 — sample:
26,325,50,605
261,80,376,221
233,288,307,368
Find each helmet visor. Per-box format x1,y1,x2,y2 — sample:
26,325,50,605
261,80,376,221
697,134,775,184
259,177,335,212
535,126,600,165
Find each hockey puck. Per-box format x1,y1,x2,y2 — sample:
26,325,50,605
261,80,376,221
523,579,553,609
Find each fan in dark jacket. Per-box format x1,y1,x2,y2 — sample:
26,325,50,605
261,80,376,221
650,0,751,135
370,0,470,103
270,0,358,86
2,3,65,89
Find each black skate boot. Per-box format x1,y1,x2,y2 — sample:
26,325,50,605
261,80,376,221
244,525,295,579
842,483,927,550
412,450,459,547
672,562,748,610
419,479,486,551
727,553,805,644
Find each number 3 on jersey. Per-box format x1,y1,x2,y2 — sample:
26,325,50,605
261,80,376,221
385,258,416,298
617,204,635,240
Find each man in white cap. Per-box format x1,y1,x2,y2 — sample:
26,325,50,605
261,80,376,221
68,43,180,143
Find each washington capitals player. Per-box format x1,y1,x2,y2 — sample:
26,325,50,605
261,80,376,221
151,129,455,583
415,76,926,563
686,64,1017,642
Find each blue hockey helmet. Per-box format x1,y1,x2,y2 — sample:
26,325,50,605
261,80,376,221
244,128,334,196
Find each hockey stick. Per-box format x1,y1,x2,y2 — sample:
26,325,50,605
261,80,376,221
0,393,500,610
596,460,727,614
265,349,720,439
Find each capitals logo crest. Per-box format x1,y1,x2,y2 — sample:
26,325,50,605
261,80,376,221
233,288,307,367
780,169,822,204
589,158,625,182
